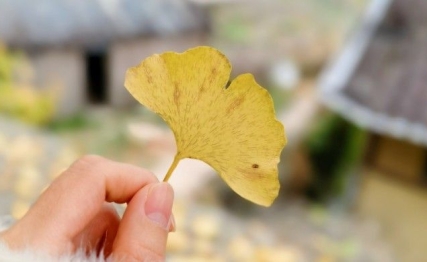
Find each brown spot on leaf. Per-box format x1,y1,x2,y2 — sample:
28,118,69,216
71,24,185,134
226,96,245,113
147,75,153,83
174,82,180,104
252,164,259,168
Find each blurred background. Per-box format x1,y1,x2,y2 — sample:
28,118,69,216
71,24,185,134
0,0,426,261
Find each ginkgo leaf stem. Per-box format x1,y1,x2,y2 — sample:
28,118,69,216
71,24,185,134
163,155,181,182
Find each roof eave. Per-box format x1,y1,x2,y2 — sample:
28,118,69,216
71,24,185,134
317,0,427,146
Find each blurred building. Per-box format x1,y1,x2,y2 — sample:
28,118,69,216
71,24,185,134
319,0,427,183
0,0,208,117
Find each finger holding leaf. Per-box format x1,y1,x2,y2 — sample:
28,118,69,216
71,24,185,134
125,46,286,207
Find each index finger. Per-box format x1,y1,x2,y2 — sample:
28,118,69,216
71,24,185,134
19,155,158,244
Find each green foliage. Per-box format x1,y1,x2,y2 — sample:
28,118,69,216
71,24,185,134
267,86,293,112
0,44,56,126
305,113,367,202
223,19,250,43
47,113,93,132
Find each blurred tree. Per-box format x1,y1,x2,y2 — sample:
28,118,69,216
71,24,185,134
0,44,56,126
304,113,367,202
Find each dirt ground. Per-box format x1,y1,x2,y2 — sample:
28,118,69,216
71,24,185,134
357,171,427,262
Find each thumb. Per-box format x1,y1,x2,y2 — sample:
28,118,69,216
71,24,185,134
111,182,174,262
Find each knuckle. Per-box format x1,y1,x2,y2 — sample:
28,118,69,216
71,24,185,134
72,155,105,171
64,155,108,181
112,250,164,262
76,154,104,165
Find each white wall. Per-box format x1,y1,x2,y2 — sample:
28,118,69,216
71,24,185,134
30,48,85,118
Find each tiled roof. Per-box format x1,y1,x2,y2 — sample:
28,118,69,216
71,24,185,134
0,0,207,48
319,0,427,146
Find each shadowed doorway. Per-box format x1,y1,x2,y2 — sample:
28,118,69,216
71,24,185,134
86,51,108,104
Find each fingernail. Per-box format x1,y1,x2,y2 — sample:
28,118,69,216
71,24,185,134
168,214,176,232
145,183,174,230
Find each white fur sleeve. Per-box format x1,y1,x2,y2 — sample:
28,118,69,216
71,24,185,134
0,216,107,262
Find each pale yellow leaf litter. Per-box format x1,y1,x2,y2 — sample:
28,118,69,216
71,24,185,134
125,46,286,206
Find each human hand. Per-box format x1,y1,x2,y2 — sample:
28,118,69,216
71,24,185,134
0,155,175,261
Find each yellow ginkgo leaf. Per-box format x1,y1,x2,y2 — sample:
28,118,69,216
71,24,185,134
125,46,286,206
